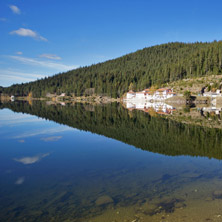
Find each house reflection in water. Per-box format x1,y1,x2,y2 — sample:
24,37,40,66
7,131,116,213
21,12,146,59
124,101,176,115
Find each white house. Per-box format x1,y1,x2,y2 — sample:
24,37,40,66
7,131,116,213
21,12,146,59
126,88,176,101
203,89,222,98
10,95,15,101
59,93,66,97
152,88,176,100
202,106,222,115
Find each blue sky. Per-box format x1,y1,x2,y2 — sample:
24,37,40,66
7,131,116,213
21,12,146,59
1,0,222,87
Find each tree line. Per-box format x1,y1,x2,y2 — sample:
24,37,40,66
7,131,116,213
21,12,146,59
2,41,222,98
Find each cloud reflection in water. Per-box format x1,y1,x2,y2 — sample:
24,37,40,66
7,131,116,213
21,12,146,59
15,177,25,185
40,136,62,142
14,153,50,165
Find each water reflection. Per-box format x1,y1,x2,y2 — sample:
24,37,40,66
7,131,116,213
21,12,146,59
41,136,62,142
1,100,222,159
124,100,176,115
1,101,222,221
14,153,50,165
15,177,25,185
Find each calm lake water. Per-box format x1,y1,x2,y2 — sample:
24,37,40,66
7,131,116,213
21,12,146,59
1,101,222,222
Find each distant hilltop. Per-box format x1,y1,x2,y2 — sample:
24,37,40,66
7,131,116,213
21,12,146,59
2,41,222,98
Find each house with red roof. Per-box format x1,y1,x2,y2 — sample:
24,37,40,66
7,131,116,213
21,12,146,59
126,88,176,101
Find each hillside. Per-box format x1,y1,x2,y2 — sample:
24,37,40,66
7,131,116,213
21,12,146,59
165,74,222,95
2,41,222,98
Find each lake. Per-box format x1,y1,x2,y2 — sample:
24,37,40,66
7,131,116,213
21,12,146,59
1,101,222,222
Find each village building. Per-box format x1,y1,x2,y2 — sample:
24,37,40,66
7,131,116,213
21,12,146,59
59,93,66,97
10,95,15,101
202,106,222,115
126,88,176,101
203,89,222,98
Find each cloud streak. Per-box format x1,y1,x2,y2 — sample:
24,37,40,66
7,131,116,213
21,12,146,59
9,55,76,71
12,126,73,139
0,112,44,127
10,28,47,41
9,5,21,14
0,69,46,86
40,54,61,60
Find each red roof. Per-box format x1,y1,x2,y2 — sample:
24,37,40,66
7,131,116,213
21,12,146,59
136,92,145,94
157,88,170,92
128,90,135,94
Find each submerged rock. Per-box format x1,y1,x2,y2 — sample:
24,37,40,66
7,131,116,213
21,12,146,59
95,195,114,206
174,201,186,208
205,197,213,201
149,198,186,215
213,190,222,199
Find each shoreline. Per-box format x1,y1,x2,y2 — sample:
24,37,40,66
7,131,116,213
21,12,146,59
0,95,122,104
0,94,213,106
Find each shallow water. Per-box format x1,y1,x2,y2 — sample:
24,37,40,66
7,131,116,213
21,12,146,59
1,102,222,221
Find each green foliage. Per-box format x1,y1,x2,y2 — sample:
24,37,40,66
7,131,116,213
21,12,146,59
2,41,222,98
183,106,191,113
183,90,191,99
128,82,135,91
207,85,211,91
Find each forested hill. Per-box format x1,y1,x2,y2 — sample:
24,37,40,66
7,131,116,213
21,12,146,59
2,41,222,98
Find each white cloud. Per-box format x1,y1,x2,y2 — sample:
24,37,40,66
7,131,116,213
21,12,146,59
16,51,23,55
14,153,49,165
9,55,76,71
9,5,21,14
40,54,61,60
0,69,46,85
0,74,38,83
10,28,47,41
15,177,25,185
